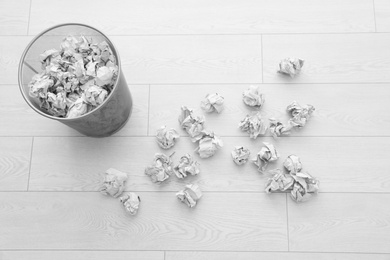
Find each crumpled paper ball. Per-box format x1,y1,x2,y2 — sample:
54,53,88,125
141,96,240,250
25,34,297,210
174,154,200,178
119,192,141,215
253,142,279,172
178,106,205,142
176,183,203,208
145,153,174,183
231,146,251,165
156,126,180,149
269,118,292,139
239,112,268,139
195,130,223,159
100,168,128,198
242,85,265,107
286,101,315,128
278,58,304,78
200,93,224,113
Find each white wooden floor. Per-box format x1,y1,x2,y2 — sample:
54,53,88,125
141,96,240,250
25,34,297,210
1,0,390,259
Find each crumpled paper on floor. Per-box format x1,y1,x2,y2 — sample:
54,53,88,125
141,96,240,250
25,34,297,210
100,168,128,198
145,153,174,183
156,126,180,149
290,171,320,202
278,58,304,78
119,192,140,215
242,85,265,107
286,101,315,128
195,130,223,158
253,142,279,172
239,112,268,139
200,93,224,113
28,35,118,118
178,106,205,142
231,146,251,165
269,118,292,139
283,154,303,174
176,183,203,208
266,155,319,202
265,169,295,193
174,153,200,178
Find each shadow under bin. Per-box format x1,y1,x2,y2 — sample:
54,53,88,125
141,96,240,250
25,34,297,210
18,23,132,137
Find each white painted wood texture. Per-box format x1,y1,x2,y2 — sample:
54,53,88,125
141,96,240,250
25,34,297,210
0,137,31,191
166,251,390,260
375,0,390,32
29,137,390,193
28,0,375,35
288,194,390,253
0,36,33,84
0,0,30,35
112,35,262,84
0,251,164,260
0,192,288,251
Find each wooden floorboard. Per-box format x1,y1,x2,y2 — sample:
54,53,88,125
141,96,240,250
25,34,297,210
27,0,375,35
29,137,390,193
112,35,262,84
375,0,390,32
288,193,390,253
0,137,32,191
0,251,164,260
149,84,390,137
0,192,288,251
262,33,390,83
166,251,390,260
0,0,30,35
0,36,33,84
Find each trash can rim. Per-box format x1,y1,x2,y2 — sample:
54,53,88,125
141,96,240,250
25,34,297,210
18,22,122,122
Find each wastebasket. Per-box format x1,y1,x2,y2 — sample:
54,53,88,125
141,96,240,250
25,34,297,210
18,23,132,137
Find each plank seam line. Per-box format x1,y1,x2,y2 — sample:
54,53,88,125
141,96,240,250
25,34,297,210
261,35,264,84
26,0,32,35
373,0,378,32
286,194,290,251
0,249,388,254
26,137,34,191
3,32,390,37
147,84,151,136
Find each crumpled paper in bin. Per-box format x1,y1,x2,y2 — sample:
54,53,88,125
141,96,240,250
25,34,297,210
176,183,203,208
100,168,128,198
28,35,118,118
119,192,140,215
